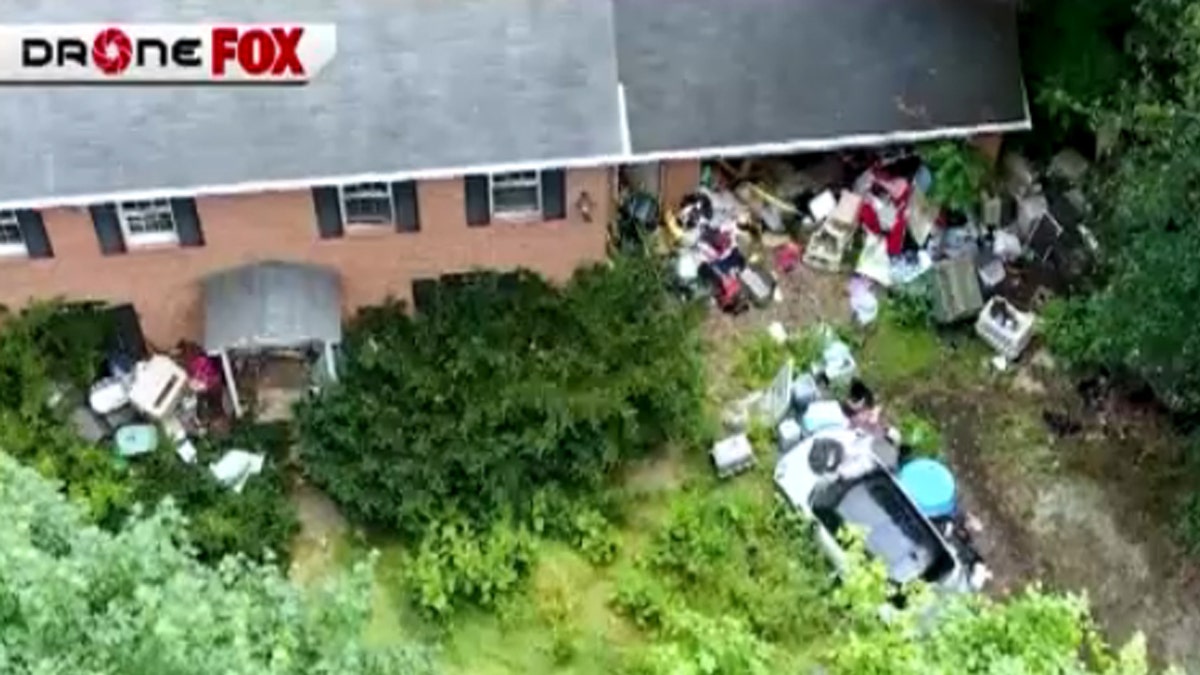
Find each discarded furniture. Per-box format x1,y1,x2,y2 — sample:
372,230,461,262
129,356,188,420
930,256,983,323
711,434,756,479
804,193,860,272
975,297,1035,360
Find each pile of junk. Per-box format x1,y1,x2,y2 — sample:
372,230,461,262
711,324,991,594
53,304,266,493
619,146,1098,365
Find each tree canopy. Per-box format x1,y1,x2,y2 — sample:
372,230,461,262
0,451,436,675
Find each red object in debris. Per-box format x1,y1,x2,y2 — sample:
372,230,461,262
713,274,742,310
188,354,222,392
858,188,910,256
773,242,802,273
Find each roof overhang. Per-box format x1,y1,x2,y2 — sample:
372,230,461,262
203,261,342,353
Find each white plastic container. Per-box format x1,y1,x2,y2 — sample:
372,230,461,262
975,297,1035,360
711,434,756,479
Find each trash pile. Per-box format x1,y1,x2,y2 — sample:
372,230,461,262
712,325,991,593
650,147,1097,365
59,338,264,493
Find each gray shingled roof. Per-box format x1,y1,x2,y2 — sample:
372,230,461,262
0,0,1027,205
0,0,624,203
614,0,1028,154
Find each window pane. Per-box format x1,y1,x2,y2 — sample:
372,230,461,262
0,210,22,245
345,197,393,224
120,199,176,235
492,171,538,187
342,183,393,225
492,185,539,214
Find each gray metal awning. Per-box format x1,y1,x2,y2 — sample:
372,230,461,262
202,261,342,353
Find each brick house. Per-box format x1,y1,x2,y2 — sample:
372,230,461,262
0,0,1028,346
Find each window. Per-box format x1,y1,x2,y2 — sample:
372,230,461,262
0,209,24,256
118,199,178,246
490,171,541,217
340,182,393,226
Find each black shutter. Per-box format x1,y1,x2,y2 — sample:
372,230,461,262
464,175,490,227
312,186,344,239
411,278,438,314
89,204,126,255
391,180,419,233
540,169,566,221
16,209,52,259
170,197,205,247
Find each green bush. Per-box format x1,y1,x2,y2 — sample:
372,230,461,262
297,256,707,539
733,327,822,390
610,566,676,632
127,425,298,564
529,488,621,566
897,411,944,459
881,291,933,330
1040,297,1105,371
403,517,536,620
624,609,775,675
618,487,836,643
919,141,991,213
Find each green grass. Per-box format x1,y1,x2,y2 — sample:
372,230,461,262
859,319,940,388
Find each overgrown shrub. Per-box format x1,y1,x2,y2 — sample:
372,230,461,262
1041,297,1105,371
733,327,822,390
529,488,621,566
623,609,775,675
297,256,707,538
918,141,991,213
881,291,933,330
403,517,536,620
897,411,944,459
616,487,836,644
128,423,298,563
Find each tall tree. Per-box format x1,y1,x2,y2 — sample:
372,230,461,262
0,452,436,675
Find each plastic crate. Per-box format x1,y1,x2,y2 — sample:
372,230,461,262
975,297,1035,360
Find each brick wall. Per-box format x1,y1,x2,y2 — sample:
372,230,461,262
660,159,702,212
0,167,611,346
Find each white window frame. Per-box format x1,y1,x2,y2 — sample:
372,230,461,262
489,171,542,219
117,199,179,247
339,182,395,227
0,209,26,258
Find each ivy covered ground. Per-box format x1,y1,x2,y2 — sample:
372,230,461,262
287,262,1200,673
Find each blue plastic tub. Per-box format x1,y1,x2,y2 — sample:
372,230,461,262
899,458,957,519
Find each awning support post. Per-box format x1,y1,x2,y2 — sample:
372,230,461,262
324,342,338,382
219,350,243,418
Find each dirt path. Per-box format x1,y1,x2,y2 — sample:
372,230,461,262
705,266,1200,671
924,375,1200,672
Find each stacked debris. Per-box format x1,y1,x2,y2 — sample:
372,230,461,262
656,145,1096,363
711,326,991,593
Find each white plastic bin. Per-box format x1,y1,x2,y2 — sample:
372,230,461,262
975,297,1035,360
